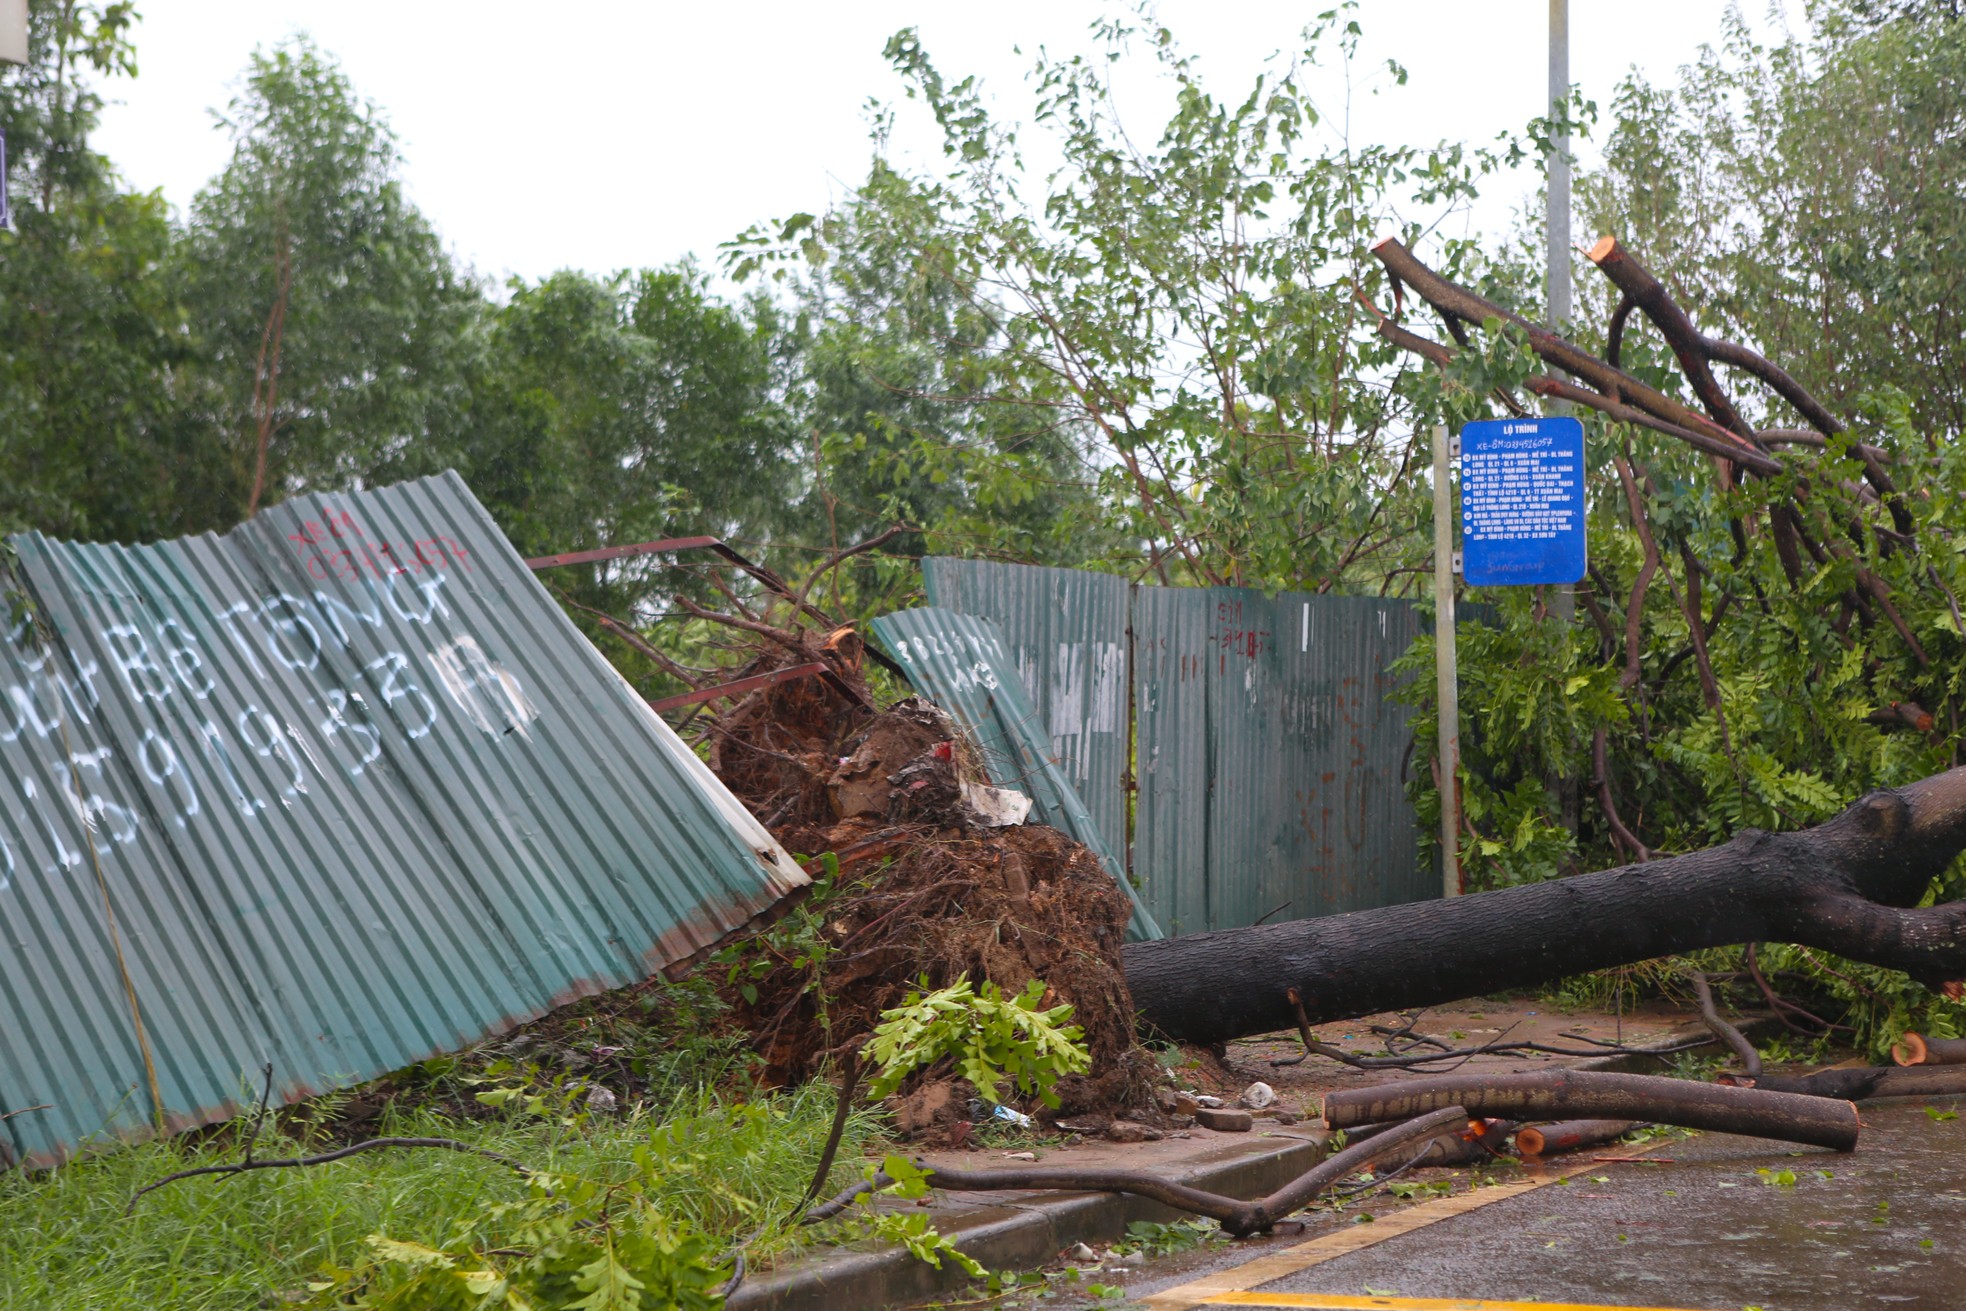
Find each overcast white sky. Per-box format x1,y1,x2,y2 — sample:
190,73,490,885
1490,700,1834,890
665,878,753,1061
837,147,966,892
91,2,1807,287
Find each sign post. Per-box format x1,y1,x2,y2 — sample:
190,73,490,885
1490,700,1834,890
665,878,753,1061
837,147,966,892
1434,414,1587,899
1432,425,1462,898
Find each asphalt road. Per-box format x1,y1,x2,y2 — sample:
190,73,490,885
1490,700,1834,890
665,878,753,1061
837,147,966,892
1113,1097,1966,1311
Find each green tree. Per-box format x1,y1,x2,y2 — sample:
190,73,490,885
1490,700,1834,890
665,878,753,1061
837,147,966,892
731,9,1518,593
172,36,481,529
0,0,186,542
448,265,803,695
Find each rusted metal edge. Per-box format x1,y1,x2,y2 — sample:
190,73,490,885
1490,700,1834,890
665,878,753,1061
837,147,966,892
647,661,867,713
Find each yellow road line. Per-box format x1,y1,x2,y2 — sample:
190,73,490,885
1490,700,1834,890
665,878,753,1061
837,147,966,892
1143,1145,1666,1311
1196,1296,1718,1311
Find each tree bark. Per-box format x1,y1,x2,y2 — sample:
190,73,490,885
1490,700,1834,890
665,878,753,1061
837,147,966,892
1123,769,1966,1046
1321,1070,1860,1152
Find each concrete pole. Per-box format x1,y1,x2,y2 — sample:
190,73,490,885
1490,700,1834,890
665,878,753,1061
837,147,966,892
1433,424,1461,898
1547,0,1576,625
0,0,25,66
1547,0,1571,332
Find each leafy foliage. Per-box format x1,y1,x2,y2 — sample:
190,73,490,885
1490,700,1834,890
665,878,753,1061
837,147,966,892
311,1170,730,1311
864,976,1089,1108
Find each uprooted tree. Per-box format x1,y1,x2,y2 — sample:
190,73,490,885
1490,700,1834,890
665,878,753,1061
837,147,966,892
1130,233,1966,1045
605,195,1966,1077
1125,762,1966,1044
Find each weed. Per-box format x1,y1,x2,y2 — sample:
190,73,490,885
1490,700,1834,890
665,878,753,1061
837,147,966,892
1117,1217,1221,1258
0,1082,875,1311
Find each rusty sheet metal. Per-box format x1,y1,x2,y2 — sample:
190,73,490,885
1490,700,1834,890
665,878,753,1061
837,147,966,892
922,559,1130,864
0,472,807,1169
868,607,1162,942
1133,587,1431,934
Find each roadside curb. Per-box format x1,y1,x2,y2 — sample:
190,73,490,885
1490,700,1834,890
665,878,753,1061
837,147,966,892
733,1017,1750,1310
727,1131,1327,1311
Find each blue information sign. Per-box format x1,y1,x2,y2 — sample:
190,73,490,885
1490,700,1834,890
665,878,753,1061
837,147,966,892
1459,416,1586,587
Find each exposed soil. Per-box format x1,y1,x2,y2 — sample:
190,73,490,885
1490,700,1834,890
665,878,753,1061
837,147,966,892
706,658,1155,1132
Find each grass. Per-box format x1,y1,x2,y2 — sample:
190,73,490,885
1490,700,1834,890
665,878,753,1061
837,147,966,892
0,1081,881,1310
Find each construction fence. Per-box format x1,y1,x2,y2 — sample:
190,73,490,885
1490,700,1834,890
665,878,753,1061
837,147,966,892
920,559,1433,937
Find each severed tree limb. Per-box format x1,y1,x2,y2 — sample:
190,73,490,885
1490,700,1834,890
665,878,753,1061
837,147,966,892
804,1106,1473,1237
1370,237,1757,456
127,1137,530,1214
1515,1120,1638,1158
1892,1032,1966,1067
1321,1070,1859,1152
1689,972,1761,1079
1589,236,1911,535
1583,237,1762,449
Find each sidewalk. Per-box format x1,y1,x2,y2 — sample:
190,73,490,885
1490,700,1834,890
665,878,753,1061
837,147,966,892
730,998,1720,1311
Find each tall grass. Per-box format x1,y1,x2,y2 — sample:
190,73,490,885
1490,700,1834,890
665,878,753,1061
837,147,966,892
0,1083,876,1310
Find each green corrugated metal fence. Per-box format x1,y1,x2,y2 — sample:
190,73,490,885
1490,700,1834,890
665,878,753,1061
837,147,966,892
919,559,1434,938
922,559,1131,864
867,607,1162,942
0,473,807,1169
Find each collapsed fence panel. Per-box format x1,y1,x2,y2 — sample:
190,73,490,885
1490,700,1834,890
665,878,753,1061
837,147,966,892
922,559,1130,864
0,472,808,1169
922,559,1433,937
868,607,1162,942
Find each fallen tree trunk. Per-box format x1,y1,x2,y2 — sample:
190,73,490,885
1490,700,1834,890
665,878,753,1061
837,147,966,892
807,1105,1473,1237
1514,1120,1638,1159
1321,1070,1860,1152
1123,770,1966,1046
1893,1033,1966,1067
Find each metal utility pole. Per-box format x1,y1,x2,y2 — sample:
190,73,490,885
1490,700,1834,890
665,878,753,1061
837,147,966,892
1547,0,1570,332
1433,424,1461,898
1546,0,1575,627
1,0,24,66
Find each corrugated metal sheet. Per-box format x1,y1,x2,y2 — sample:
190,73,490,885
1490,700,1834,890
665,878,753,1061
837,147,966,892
867,607,1162,942
1133,588,1431,934
0,472,807,1169
921,560,1130,864
919,558,1433,937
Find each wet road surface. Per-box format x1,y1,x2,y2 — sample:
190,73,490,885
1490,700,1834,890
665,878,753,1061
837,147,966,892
1134,1098,1966,1310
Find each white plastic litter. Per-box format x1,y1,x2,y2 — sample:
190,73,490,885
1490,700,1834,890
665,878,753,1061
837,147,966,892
1239,1080,1277,1109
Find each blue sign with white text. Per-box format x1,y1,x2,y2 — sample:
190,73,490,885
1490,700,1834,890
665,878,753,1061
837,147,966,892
1459,416,1586,587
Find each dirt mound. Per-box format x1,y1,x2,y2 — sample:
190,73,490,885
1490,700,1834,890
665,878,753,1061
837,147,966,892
708,668,1153,1125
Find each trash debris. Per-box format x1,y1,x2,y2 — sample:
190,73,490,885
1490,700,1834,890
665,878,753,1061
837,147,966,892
1240,1081,1276,1110
583,1086,618,1115
991,1104,1035,1130
961,781,1034,827
1065,1243,1099,1262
